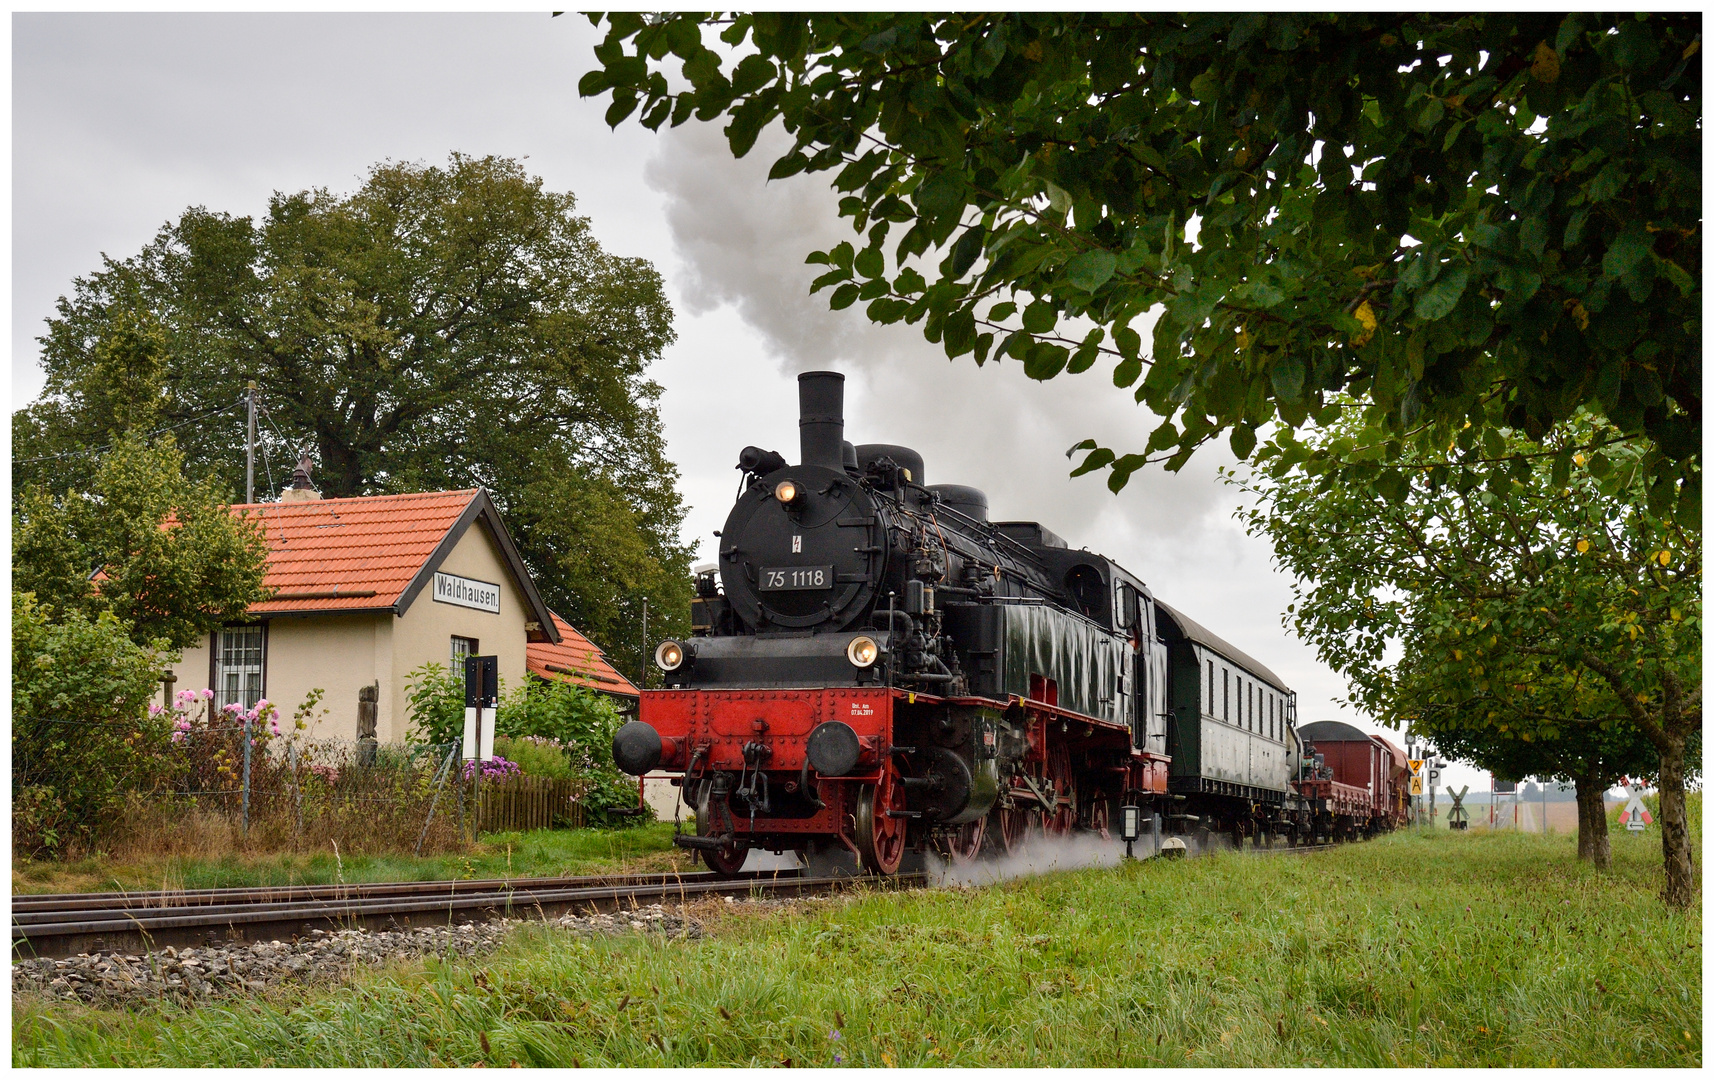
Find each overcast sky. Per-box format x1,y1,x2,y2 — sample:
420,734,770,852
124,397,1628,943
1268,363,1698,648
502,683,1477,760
13,12,1509,795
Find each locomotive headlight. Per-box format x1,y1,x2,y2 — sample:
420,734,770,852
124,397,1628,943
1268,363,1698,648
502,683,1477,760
654,640,686,672
773,479,801,505
846,635,880,668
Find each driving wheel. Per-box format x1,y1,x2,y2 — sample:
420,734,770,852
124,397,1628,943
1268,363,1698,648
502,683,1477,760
937,817,985,865
695,786,747,877
854,762,908,875
995,803,1038,855
1087,797,1111,842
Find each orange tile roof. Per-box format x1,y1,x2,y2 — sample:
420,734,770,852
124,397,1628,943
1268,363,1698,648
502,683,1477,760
528,612,639,697
233,489,480,615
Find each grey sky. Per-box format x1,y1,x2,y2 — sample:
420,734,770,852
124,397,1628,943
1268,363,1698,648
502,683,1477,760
12,12,1498,794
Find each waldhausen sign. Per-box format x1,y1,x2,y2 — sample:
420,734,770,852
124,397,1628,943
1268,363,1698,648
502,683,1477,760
433,571,501,614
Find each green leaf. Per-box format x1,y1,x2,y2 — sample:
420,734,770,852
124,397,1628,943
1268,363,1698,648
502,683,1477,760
1519,215,1550,259
1602,221,1653,280
730,54,777,96
1022,300,1057,334
1069,446,1115,477
828,283,861,310
946,226,985,280
1413,262,1470,322
854,246,884,279
1023,342,1070,381
1270,356,1305,401
1229,424,1257,460
987,301,1017,321
1063,249,1118,292
1068,328,1105,373
1113,356,1144,388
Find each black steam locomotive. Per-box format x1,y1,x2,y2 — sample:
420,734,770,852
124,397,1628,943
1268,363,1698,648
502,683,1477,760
614,371,1305,873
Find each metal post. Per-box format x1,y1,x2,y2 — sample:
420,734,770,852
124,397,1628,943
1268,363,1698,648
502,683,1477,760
241,716,252,836
246,381,257,504
640,596,648,691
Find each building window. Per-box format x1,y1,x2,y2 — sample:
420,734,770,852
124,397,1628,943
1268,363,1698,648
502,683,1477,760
451,636,480,672
214,625,265,712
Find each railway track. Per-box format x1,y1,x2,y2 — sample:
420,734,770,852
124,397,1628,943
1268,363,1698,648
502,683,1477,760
12,837,1338,960
12,868,924,960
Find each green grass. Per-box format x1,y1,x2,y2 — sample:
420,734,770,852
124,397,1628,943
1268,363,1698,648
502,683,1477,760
10,823,688,895
13,826,1699,1067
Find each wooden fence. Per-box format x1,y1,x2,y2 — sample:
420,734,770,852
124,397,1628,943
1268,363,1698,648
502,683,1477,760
475,775,589,833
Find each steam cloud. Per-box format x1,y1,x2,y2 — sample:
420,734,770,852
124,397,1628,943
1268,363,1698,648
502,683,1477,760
643,121,1352,715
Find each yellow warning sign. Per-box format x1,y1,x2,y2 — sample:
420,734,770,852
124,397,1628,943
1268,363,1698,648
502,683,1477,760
1408,759,1425,777
1409,776,1425,795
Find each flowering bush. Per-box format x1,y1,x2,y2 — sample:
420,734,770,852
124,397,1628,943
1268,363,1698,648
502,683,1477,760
404,665,647,827
462,756,522,782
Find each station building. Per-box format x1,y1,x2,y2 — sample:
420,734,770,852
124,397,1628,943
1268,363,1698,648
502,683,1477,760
165,470,636,743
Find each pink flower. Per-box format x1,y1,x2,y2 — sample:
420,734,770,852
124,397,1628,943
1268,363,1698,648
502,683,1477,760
200,688,215,700
223,703,242,713
171,731,185,744
149,704,164,716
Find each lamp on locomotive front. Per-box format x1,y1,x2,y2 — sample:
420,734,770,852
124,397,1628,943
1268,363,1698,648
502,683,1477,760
654,640,686,671
846,635,880,668
773,479,802,506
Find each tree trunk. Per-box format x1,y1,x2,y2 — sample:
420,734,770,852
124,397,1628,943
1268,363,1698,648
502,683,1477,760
1573,775,1611,870
1657,735,1696,908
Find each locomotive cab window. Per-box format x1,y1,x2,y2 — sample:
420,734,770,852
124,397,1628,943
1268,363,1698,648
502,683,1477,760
1064,564,1107,622
1116,583,1140,631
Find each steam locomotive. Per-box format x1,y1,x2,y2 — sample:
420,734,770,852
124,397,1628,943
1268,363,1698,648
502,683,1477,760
613,372,1380,875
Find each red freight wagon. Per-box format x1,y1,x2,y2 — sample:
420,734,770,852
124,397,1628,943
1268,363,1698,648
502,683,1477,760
1370,733,1411,828
1296,720,1402,839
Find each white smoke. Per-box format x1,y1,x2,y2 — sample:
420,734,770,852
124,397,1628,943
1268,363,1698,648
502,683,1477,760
925,830,1143,887
642,120,1364,725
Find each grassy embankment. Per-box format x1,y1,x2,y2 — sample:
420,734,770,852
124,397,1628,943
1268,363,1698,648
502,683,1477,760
14,823,1699,1068
11,823,690,895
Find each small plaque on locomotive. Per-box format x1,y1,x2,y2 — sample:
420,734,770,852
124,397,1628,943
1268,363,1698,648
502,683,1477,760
758,565,835,591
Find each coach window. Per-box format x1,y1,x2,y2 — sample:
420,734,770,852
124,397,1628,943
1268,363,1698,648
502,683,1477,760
1222,668,1229,722
1206,659,1214,715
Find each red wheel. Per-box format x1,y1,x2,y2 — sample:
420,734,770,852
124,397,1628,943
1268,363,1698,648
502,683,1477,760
855,762,908,875
937,817,985,865
695,787,747,877
1088,798,1111,842
1044,748,1078,836
995,803,1037,854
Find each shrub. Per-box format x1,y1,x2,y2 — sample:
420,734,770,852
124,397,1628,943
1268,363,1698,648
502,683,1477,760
493,735,576,780
404,667,646,827
12,592,171,856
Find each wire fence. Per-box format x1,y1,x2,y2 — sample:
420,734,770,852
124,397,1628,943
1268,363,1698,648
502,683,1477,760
141,728,593,855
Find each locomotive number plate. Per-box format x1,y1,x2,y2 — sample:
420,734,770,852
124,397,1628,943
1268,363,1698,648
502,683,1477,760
759,565,834,591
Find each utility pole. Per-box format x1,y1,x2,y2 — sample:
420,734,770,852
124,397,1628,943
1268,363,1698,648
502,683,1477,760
640,596,648,692
245,381,257,504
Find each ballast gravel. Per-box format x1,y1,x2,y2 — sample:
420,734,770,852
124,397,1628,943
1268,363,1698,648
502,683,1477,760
13,904,702,1007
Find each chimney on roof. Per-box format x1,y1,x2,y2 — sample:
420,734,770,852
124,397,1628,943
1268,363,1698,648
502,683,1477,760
279,452,322,503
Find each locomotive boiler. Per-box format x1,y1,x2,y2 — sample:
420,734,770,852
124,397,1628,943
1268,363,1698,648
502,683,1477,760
613,371,1310,874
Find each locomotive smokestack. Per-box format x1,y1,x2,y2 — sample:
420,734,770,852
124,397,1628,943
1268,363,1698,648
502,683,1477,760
797,371,846,470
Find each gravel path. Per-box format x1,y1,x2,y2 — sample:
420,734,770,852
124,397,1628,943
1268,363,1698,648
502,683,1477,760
13,904,703,1007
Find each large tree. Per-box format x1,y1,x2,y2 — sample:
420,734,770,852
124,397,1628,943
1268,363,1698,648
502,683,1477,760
1237,411,1700,904
13,434,271,651
582,13,1699,509
15,154,693,677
